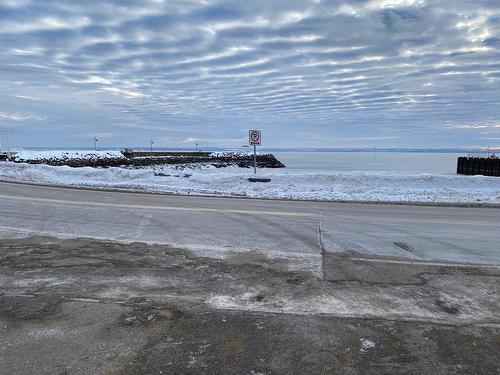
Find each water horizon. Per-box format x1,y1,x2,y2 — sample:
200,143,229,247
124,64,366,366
9,146,495,154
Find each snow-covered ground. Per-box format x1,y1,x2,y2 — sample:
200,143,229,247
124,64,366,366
1,160,499,204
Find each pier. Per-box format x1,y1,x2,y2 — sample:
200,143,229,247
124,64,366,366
457,156,500,176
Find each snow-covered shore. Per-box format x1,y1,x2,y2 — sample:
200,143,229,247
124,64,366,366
1,161,499,204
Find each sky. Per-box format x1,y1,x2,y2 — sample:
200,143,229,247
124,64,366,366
0,0,500,149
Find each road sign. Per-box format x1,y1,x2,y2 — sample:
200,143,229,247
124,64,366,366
248,129,261,175
249,130,261,146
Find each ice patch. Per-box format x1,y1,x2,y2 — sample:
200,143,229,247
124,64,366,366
26,328,61,338
360,338,376,351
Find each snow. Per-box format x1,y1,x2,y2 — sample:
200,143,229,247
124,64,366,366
1,159,499,204
11,149,124,161
360,338,376,351
27,328,61,338
205,290,472,322
209,151,265,157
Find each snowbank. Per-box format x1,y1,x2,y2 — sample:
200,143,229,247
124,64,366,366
1,161,499,204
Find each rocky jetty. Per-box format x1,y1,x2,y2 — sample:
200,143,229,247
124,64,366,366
7,151,285,169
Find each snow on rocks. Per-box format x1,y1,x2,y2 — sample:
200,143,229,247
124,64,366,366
7,149,285,169
9,150,128,168
11,150,124,162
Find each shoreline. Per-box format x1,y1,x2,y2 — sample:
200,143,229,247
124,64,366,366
1,179,499,209
1,151,498,207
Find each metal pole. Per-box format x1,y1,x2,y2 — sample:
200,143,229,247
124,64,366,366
253,144,257,175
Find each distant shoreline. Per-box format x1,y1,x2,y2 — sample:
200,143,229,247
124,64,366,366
4,147,492,154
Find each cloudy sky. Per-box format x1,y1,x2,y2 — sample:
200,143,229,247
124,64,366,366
0,0,500,149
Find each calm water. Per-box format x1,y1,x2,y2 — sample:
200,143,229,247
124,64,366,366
20,148,463,174
274,152,462,174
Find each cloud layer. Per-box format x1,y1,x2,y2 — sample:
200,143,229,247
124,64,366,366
0,0,499,148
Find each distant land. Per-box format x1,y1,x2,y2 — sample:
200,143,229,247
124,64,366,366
12,147,497,154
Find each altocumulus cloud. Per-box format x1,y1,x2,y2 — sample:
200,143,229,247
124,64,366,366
0,0,499,148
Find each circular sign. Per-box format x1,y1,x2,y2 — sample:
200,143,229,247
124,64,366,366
249,130,261,145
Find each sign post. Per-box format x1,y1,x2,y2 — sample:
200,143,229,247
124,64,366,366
249,130,261,175
253,144,256,175
247,130,270,182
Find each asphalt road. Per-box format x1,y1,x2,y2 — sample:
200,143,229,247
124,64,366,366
1,181,499,271
1,181,500,374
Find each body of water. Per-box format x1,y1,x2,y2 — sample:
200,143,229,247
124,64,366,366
274,152,462,174
12,148,466,174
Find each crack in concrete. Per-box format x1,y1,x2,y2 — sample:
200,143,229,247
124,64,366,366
317,212,327,280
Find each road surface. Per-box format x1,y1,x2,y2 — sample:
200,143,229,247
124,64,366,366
0,181,499,273
1,181,500,374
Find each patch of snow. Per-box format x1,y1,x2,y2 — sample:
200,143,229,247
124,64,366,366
1,161,499,204
360,338,376,351
205,289,493,324
26,328,61,338
13,277,70,286
209,151,266,157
